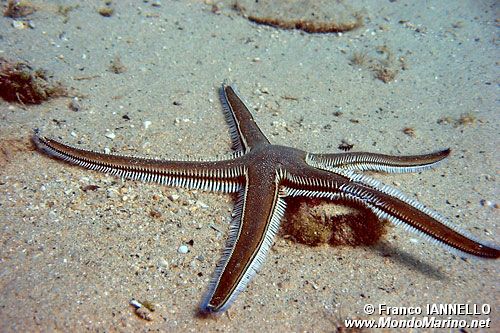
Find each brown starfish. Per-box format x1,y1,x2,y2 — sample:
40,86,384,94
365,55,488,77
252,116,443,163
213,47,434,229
33,84,499,314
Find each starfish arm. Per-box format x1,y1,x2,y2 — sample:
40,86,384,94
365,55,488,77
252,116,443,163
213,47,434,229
307,149,450,173
338,175,500,258
201,168,286,313
282,169,499,259
221,84,270,152
33,130,244,193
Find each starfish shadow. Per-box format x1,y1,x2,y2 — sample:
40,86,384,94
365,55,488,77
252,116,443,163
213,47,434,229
373,242,446,280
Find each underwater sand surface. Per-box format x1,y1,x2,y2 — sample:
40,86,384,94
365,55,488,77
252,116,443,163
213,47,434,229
0,1,498,331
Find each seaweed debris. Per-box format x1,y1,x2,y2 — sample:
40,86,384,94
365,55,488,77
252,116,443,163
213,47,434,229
0,57,67,104
109,55,127,74
57,4,79,23
349,45,405,83
247,14,363,33
230,0,363,34
3,0,35,18
437,113,481,127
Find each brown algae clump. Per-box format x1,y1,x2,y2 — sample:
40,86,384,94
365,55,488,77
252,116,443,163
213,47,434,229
3,0,36,18
283,198,388,247
0,57,67,104
230,0,363,34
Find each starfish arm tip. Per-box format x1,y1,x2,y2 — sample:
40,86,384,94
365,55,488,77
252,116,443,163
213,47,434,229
440,148,451,158
31,128,48,151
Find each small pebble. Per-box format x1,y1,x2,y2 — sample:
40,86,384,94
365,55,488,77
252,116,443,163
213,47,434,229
480,199,493,208
105,132,116,139
271,120,287,128
157,258,169,269
168,194,179,201
178,245,189,254
196,201,209,209
12,20,27,29
106,188,119,198
130,299,142,308
68,97,81,112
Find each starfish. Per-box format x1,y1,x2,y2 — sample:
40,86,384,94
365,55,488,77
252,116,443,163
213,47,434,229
33,83,499,314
